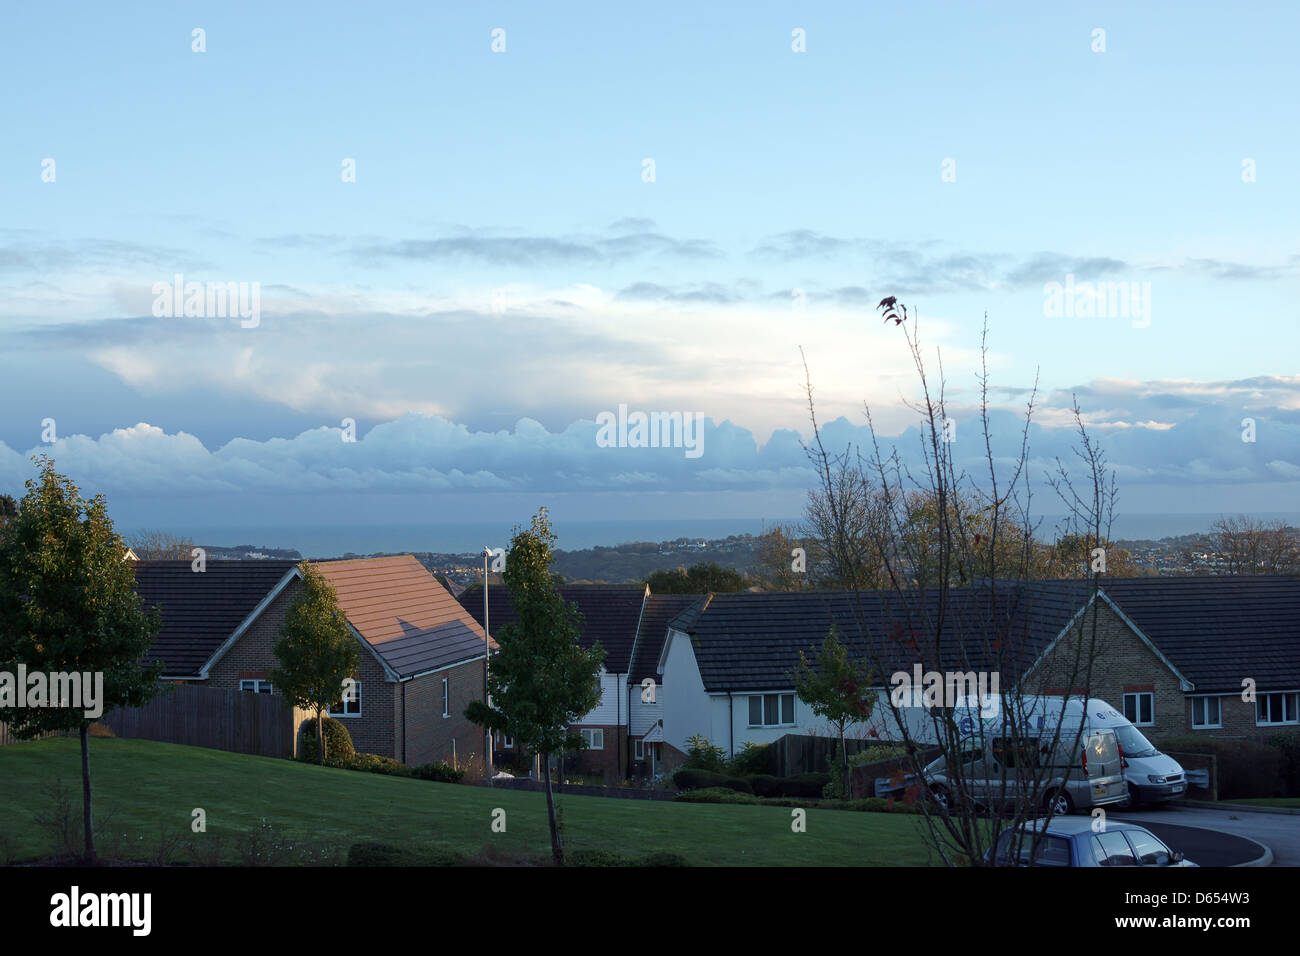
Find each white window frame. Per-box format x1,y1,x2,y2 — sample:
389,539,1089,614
239,679,272,694
1256,691,1300,727
634,738,645,760
580,728,604,750
1122,692,1154,727
1190,695,1222,729
747,693,796,729
329,681,362,718
442,677,449,718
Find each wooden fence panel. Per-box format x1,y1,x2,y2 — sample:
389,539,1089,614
99,684,294,759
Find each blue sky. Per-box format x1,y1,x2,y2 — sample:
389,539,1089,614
1,2,1297,536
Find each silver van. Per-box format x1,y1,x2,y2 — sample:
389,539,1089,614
923,700,1127,814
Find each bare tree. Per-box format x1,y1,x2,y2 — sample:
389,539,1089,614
126,529,196,560
1210,515,1300,575
800,303,1119,866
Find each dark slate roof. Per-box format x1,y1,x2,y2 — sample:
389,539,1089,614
630,593,703,682
1098,576,1300,693
457,584,647,673
133,560,299,678
672,582,1097,693
314,556,493,680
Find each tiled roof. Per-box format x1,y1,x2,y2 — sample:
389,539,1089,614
630,593,703,681
1098,575,1300,693
457,583,647,673
672,582,1098,692
314,555,493,680
132,560,299,678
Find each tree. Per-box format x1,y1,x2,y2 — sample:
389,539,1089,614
270,563,360,765
0,493,17,529
799,304,1115,866
792,628,875,798
465,508,605,865
1039,532,1142,578
646,561,748,594
1210,515,1300,576
753,525,814,591
126,528,195,560
0,456,162,862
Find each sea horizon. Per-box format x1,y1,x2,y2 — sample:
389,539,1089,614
125,512,1300,560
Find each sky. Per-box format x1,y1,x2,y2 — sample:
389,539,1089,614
1,1,1297,540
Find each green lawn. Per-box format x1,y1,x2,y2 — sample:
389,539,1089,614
0,737,942,866
1220,797,1300,809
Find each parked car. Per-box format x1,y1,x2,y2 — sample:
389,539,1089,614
988,817,1197,867
923,726,1126,815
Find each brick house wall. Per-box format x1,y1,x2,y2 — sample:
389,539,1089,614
398,657,486,766
567,724,627,780
1023,599,1187,743
1186,692,1300,742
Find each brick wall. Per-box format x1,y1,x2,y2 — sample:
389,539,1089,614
567,724,627,780
1025,599,1186,742
399,658,486,766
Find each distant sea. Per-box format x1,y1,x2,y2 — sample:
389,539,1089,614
157,512,1300,560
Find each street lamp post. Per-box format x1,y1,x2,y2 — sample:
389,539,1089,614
483,546,494,781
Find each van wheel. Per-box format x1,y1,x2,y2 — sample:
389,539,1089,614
1044,789,1074,816
1117,784,1137,810
929,785,951,811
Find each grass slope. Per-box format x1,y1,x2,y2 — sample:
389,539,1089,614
0,737,938,866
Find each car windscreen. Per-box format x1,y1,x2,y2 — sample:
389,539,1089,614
1112,724,1159,757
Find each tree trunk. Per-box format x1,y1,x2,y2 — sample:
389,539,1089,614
542,752,563,865
80,723,95,864
840,727,848,800
318,707,326,765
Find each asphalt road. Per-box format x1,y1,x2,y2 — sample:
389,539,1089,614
1112,803,1292,866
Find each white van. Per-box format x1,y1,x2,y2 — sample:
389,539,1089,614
1081,701,1187,807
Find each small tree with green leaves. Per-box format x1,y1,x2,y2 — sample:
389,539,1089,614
0,457,163,862
271,563,360,765
792,628,874,799
465,508,604,865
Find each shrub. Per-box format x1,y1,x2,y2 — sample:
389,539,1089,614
344,752,410,776
87,722,115,738
673,787,760,805
347,841,464,867
779,772,832,798
672,768,751,793
567,849,690,866
848,744,907,766
746,773,782,797
1160,736,1284,799
683,734,727,772
298,717,355,763
411,761,466,784
1267,734,1300,798
726,741,770,776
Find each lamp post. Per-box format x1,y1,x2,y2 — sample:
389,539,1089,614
483,546,494,781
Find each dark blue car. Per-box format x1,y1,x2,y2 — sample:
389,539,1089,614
989,817,1197,867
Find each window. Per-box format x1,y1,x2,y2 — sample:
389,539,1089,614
634,739,644,760
580,728,604,750
239,679,272,694
993,833,1071,867
1122,692,1153,726
748,693,795,728
1092,831,1137,867
441,677,449,718
1125,830,1172,866
1256,692,1299,726
1191,696,1222,729
503,735,514,749
329,681,362,717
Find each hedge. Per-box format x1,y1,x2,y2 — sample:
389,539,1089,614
1160,735,1284,799
672,768,753,793
1266,734,1300,797
411,761,466,783
673,788,919,814
566,849,689,867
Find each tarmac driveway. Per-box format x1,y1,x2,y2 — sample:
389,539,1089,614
1112,803,1293,866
